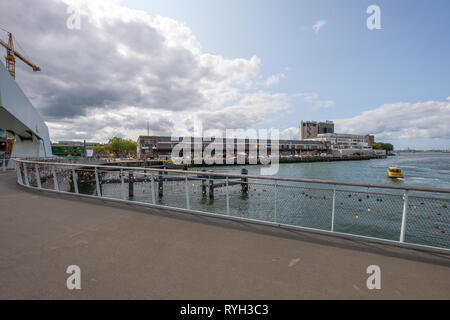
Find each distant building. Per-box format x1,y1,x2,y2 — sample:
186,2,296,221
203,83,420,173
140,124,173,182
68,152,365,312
137,136,175,159
51,141,101,157
299,121,334,140
363,134,375,145
306,133,372,155
56,140,100,147
137,135,330,160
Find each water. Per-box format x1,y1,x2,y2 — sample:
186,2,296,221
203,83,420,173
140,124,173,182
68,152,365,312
81,152,450,249
209,152,450,190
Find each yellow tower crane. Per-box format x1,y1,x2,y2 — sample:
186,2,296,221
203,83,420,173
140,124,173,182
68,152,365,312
0,30,40,79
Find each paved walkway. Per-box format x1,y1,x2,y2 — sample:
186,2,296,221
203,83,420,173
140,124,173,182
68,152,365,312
0,171,449,299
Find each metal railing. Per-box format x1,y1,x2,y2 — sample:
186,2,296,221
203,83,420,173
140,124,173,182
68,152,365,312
13,158,450,252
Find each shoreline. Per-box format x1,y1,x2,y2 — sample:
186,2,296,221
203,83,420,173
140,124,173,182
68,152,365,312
107,154,387,168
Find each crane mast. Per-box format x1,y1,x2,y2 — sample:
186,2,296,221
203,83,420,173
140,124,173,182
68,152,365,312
0,30,40,79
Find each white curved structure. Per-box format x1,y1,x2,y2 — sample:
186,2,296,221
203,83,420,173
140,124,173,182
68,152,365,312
0,62,52,166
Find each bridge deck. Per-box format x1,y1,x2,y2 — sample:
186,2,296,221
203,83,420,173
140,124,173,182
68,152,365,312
0,171,449,299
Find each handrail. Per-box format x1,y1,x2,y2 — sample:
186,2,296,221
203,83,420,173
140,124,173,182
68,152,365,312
13,157,450,252
14,158,450,194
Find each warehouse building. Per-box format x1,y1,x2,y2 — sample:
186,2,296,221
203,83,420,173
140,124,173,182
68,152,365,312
137,136,330,160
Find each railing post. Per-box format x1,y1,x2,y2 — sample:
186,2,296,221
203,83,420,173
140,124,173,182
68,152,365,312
129,171,134,199
16,161,24,185
72,168,79,194
241,168,248,194
150,172,156,204
201,169,207,196
158,171,164,197
120,169,126,200
226,176,230,216
400,190,409,243
35,164,42,189
95,167,101,197
274,180,278,223
331,185,336,232
185,175,190,210
209,175,214,199
23,163,30,187
52,166,59,191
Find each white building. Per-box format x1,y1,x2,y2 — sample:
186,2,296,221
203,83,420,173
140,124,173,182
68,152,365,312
299,120,334,140
306,133,373,156
0,62,52,165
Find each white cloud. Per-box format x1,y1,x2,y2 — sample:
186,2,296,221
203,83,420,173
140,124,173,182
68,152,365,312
0,0,290,142
312,20,327,34
190,92,293,132
281,127,299,140
265,73,285,87
334,99,450,140
294,92,335,108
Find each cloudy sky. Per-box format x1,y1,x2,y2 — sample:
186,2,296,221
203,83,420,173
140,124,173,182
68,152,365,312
0,0,449,149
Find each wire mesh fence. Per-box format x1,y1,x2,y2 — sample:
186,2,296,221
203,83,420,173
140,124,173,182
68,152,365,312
13,159,450,251
333,189,404,241
405,194,449,248
235,180,277,223
276,182,334,230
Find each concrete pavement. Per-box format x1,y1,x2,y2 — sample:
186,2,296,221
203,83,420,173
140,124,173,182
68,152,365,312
0,171,449,299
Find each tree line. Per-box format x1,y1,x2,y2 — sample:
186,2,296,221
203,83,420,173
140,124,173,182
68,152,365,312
371,142,394,151
93,137,137,156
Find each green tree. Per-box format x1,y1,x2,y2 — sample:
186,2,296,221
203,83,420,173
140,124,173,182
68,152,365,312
104,137,137,156
93,145,106,154
371,142,394,151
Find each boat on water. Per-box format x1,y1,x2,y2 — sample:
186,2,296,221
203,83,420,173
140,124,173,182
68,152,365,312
387,166,403,179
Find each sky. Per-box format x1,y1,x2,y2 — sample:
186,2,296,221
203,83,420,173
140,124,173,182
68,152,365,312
0,0,449,149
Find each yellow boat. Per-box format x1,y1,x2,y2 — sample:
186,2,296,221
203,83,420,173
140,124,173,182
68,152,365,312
387,166,403,178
